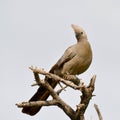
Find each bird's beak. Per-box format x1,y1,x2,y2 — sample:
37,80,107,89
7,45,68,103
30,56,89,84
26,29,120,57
71,24,81,35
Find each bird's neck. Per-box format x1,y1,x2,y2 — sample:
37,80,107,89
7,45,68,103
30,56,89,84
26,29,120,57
77,38,88,43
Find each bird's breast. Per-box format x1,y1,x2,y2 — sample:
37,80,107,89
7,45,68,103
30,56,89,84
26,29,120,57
61,43,92,75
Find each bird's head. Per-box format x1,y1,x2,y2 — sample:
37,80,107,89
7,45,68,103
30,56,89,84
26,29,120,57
71,24,88,42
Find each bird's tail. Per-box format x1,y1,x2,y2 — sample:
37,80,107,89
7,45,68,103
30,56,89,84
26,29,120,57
22,78,57,115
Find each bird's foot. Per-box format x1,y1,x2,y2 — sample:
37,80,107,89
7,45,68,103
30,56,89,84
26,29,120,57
63,74,80,85
63,74,76,80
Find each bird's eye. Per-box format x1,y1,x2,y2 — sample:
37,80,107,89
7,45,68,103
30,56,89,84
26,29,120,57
81,32,83,35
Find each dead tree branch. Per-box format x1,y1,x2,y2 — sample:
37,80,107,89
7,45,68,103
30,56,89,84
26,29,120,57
29,66,83,90
75,75,96,120
16,66,96,120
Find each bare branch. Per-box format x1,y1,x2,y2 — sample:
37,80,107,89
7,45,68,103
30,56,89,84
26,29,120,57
16,66,97,120
29,66,83,90
33,72,76,119
88,75,96,88
21,70,76,119
16,99,58,108
56,86,67,95
75,75,96,120
94,104,103,120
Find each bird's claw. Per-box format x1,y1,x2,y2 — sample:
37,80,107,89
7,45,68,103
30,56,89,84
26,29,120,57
63,74,80,85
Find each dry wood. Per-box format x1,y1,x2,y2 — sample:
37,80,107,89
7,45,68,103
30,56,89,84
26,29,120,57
16,66,96,120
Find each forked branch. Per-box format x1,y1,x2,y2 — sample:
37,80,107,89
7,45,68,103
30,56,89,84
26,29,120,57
16,66,96,120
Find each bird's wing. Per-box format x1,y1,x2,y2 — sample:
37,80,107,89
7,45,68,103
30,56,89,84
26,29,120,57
57,46,76,67
49,45,76,73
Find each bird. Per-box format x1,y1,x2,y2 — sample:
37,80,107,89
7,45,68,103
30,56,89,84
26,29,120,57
22,24,92,116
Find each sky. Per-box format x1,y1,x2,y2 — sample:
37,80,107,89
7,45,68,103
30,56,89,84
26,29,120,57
0,0,120,120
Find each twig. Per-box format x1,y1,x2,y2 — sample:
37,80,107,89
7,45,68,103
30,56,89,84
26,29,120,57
16,99,58,107
56,86,67,95
94,104,103,120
